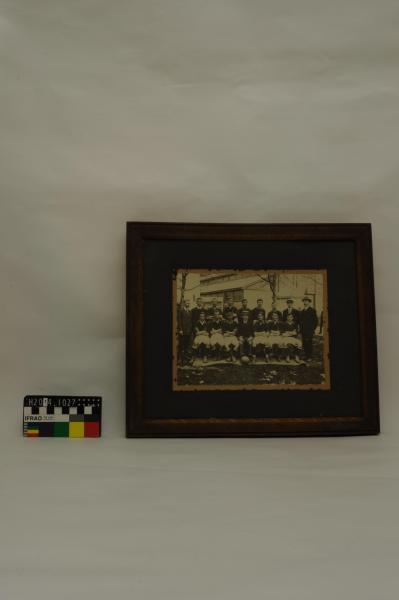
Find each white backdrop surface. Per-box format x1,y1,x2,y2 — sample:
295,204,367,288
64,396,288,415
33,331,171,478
1,1,399,598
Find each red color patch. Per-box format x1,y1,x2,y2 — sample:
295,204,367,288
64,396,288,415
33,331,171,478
84,421,100,437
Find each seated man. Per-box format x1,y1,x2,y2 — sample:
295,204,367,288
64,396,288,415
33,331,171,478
237,313,254,359
192,311,210,363
209,309,224,360
267,311,283,361
222,311,239,362
280,313,302,363
252,313,270,362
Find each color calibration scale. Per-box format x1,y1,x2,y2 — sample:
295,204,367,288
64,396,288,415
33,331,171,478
23,396,101,438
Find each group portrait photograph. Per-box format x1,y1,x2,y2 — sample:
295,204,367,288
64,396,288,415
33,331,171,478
173,269,329,390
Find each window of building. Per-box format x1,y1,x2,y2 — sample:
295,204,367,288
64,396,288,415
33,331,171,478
224,289,244,303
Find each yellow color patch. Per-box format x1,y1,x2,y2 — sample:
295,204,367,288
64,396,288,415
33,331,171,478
69,422,84,438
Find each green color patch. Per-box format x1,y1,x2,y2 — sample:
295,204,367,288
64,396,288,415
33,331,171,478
54,422,69,437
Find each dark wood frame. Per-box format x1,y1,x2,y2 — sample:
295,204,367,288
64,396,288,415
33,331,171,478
126,222,379,437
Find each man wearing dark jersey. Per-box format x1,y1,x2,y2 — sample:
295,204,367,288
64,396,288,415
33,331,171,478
252,313,270,362
237,313,254,359
268,311,283,361
223,297,238,321
266,301,283,322
280,313,301,363
192,311,210,363
191,297,205,328
237,298,251,323
282,299,299,323
206,298,220,323
209,309,224,361
252,299,266,324
222,311,239,362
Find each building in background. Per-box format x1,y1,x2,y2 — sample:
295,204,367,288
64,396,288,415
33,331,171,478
198,271,273,310
176,271,324,315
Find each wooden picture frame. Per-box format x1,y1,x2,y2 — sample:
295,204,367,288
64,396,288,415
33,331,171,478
126,222,379,437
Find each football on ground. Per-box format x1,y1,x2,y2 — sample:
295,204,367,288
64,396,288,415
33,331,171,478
240,355,250,364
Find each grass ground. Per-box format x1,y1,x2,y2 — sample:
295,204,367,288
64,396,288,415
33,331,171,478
176,336,326,387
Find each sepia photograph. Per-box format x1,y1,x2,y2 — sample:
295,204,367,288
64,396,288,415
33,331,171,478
173,269,330,390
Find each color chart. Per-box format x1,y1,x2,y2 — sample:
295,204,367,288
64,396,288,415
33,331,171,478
23,396,101,437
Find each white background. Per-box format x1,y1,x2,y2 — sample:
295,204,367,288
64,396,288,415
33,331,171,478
1,1,399,598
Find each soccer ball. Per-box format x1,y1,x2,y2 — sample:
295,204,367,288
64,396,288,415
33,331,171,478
241,355,250,364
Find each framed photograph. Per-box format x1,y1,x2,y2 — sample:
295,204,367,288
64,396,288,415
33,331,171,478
126,222,379,437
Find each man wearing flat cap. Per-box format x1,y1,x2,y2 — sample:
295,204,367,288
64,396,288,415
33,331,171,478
298,297,318,362
282,299,299,323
